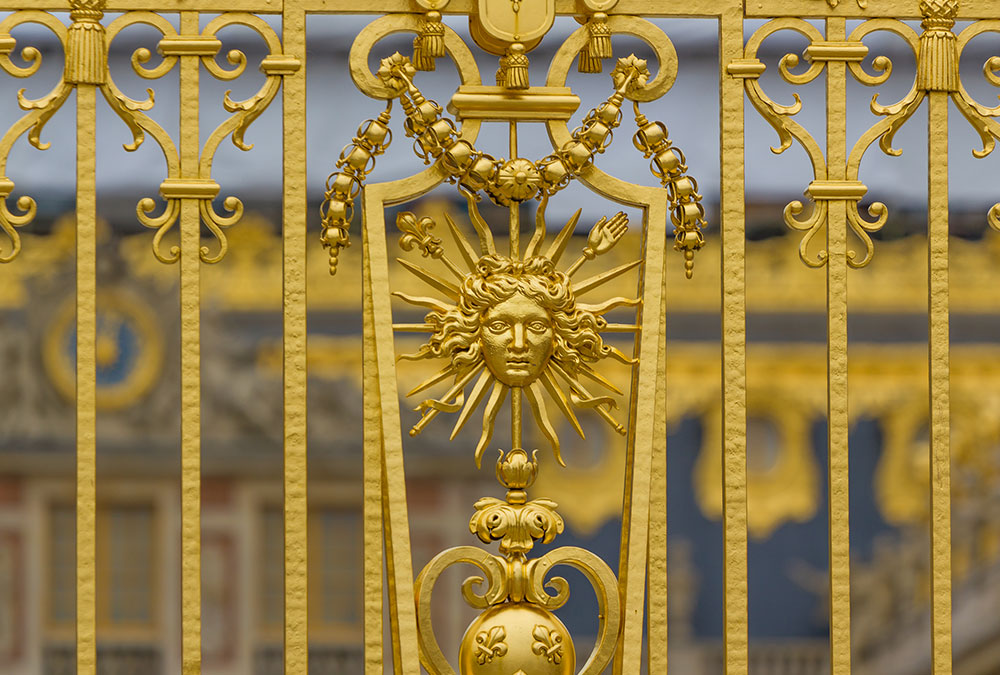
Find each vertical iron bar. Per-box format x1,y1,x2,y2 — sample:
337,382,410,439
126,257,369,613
282,6,309,674
363,183,422,674
362,223,383,673
179,11,202,675
927,89,952,675
616,195,668,673
720,6,748,675
646,262,668,673
825,17,851,675
75,81,98,675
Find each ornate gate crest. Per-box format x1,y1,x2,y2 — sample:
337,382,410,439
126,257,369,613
319,7,705,673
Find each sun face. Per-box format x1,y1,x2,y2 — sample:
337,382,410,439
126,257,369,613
394,193,639,467
481,292,553,387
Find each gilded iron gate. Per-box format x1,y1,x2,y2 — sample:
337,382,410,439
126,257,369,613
0,0,997,673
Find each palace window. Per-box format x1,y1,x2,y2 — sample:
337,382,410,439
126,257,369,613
48,502,158,633
259,505,362,638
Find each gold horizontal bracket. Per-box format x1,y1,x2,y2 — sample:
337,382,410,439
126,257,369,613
0,177,14,198
160,178,221,200
260,54,302,75
805,41,869,63
726,58,766,78
806,180,868,200
158,35,222,57
0,34,15,55
447,85,581,122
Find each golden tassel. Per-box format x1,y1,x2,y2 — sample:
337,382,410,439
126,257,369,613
503,43,529,90
412,36,435,71
578,44,602,73
66,3,107,85
916,0,959,91
587,13,612,60
421,11,445,58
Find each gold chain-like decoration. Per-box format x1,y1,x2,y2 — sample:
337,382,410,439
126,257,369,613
321,51,707,276
631,101,706,278
319,102,393,274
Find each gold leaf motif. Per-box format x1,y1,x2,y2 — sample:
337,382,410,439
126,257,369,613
469,496,564,554
474,625,508,664
531,624,564,664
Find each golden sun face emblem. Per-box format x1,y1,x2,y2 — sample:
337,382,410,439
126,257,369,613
395,193,639,467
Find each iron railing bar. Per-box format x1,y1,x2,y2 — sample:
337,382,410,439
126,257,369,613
362,223,384,673
282,6,309,674
720,6,748,674
825,16,852,675
928,89,953,675
363,182,423,675
75,81,98,675
179,11,202,675
647,238,669,673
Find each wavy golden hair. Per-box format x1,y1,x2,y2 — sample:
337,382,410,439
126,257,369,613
417,254,610,373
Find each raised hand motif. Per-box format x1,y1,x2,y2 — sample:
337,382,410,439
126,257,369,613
586,212,627,256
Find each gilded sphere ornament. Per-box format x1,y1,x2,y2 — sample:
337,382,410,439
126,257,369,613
459,603,575,675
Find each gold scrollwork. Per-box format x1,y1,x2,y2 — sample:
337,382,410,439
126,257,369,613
843,19,921,268
736,16,966,268
0,11,70,262
196,13,289,263
952,20,1000,228
103,11,182,261
414,546,509,674
101,12,291,264
524,546,621,675
843,12,1000,260
737,19,830,267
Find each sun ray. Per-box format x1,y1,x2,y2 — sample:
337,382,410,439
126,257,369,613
550,362,626,435
444,212,481,271
450,369,497,440
393,323,435,332
572,259,642,296
543,208,582,264
540,370,585,439
407,363,461,397
392,291,453,313
523,194,549,258
474,381,508,467
397,199,639,458
397,344,434,361
397,258,461,300
411,362,485,436
577,364,623,395
578,296,640,315
603,344,638,365
526,381,565,466
461,188,497,255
